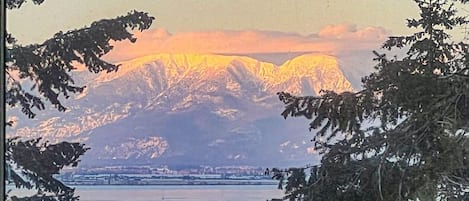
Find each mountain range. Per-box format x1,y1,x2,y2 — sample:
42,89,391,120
7,53,355,167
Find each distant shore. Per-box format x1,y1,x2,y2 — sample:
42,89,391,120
64,179,278,186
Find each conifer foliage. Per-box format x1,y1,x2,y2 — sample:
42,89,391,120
5,1,154,200
276,0,469,200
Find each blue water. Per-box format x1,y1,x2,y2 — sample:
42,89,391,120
9,185,284,201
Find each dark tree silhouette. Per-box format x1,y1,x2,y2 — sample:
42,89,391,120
275,0,469,200
4,1,155,200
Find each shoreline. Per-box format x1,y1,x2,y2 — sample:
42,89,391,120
63,179,278,186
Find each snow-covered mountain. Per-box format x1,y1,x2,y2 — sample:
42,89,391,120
7,53,354,167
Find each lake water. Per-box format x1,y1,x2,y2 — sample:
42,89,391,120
9,185,285,201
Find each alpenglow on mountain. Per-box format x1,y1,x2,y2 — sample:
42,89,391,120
7,53,353,167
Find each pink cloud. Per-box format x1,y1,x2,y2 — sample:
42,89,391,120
103,23,390,62
318,23,388,40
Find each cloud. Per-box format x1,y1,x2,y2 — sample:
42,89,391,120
318,23,389,40
103,23,390,62
307,147,316,154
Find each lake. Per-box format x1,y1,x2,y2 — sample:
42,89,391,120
8,185,285,201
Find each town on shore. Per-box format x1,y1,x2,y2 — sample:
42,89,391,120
58,165,278,186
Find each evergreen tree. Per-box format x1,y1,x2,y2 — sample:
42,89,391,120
4,0,154,200
275,0,469,200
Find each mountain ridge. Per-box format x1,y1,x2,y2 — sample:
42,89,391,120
96,53,353,95
7,52,354,167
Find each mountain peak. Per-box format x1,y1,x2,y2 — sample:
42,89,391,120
283,54,338,68
96,53,264,83
97,53,353,95
9,52,355,166
269,54,353,95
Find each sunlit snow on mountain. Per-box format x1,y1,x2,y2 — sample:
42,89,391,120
7,53,355,167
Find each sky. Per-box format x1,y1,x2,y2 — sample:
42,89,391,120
7,0,419,42
6,0,467,62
